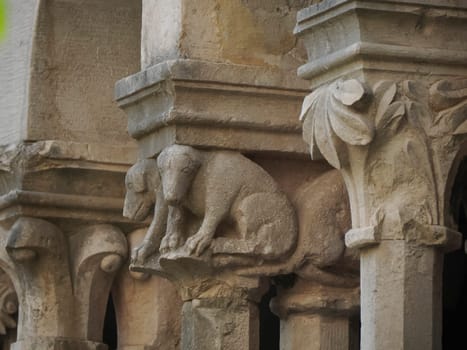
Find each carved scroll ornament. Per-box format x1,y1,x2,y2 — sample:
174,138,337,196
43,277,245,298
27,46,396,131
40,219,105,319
0,269,17,336
300,78,467,248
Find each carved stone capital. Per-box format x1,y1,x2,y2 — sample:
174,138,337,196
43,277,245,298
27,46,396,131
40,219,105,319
2,217,127,349
300,78,467,249
125,144,298,300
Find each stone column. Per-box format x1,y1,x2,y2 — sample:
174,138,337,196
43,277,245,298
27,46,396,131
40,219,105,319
112,228,182,350
0,217,127,350
299,74,467,350
180,281,262,350
273,281,359,350
295,1,467,348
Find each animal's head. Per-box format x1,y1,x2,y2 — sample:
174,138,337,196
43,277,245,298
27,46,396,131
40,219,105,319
157,145,202,205
123,159,160,221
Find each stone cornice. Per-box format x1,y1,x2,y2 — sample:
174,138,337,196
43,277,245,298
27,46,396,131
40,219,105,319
115,59,310,158
0,141,144,226
295,0,467,87
115,59,310,100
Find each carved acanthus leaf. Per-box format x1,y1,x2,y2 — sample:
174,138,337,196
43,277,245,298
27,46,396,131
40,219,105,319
431,79,467,136
374,81,405,132
300,79,374,169
430,79,467,112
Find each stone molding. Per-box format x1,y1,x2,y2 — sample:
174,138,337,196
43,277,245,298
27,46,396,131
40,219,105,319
300,77,467,248
295,0,467,87
0,141,142,225
115,59,310,158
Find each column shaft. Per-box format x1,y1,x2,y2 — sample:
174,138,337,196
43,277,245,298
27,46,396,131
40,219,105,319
360,241,443,350
181,299,259,350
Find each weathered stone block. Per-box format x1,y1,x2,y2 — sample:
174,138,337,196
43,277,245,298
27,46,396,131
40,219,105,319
116,59,310,158
295,0,467,87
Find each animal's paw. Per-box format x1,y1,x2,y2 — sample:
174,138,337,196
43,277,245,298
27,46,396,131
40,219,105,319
132,241,156,264
185,234,212,256
160,233,183,254
159,236,171,255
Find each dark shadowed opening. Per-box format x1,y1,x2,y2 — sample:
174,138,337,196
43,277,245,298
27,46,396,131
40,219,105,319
103,295,117,350
443,157,467,349
260,285,280,350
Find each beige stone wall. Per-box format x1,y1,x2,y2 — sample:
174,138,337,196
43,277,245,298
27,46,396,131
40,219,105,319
142,0,322,70
27,0,141,146
0,0,39,144
0,0,142,147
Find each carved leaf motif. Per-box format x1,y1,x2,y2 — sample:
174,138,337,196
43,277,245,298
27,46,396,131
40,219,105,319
404,139,438,220
300,79,374,169
0,271,17,335
379,102,406,132
406,101,432,135
329,80,374,146
374,81,397,126
430,79,467,135
316,98,348,169
402,80,428,103
454,118,467,135
430,79,467,112
332,79,366,106
300,90,324,160
374,81,406,132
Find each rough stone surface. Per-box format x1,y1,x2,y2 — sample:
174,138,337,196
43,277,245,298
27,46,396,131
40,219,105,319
141,0,317,70
128,144,297,269
116,59,310,158
298,2,467,348
0,218,127,349
112,229,182,350
295,0,467,87
182,298,259,350
0,0,141,147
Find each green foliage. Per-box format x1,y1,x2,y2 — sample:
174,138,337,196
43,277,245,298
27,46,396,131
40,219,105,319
0,0,6,41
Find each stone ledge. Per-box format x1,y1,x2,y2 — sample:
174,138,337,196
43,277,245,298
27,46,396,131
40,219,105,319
115,59,310,158
0,141,143,226
295,0,467,87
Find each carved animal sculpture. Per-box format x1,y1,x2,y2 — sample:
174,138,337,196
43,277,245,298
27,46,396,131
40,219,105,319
156,145,298,258
123,159,169,262
124,146,298,263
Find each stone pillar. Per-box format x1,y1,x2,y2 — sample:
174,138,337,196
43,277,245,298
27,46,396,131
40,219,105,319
299,77,467,349
296,2,467,348
112,228,182,350
181,289,261,350
0,218,127,350
273,282,359,350
270,169,360,350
